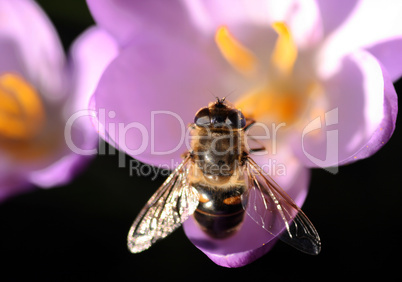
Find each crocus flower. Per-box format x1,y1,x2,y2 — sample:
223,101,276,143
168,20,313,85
0,0,118,201
87,0,401,267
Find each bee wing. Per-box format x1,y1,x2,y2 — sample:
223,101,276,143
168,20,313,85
127,155,199,253
242,157,321,255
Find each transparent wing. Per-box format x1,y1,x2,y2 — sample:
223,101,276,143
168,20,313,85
127,155,199,253
242,157,321,255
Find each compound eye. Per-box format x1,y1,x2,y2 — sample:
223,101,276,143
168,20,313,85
194,107,211,126
226,110,246,128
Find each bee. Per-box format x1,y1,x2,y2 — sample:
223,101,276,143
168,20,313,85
127,98,321,255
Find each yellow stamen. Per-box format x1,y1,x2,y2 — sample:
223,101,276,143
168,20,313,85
271,22,297,75
215,26,257,75
0,73,57,162
0,73,45,139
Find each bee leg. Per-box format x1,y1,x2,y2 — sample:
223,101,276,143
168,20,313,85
181,151,191,159
249,147,266,153
244,118,256,131
246,135,266,153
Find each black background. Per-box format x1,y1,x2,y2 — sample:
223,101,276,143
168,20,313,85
1,1,401,281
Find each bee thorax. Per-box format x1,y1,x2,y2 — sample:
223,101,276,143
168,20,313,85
191,128,244,185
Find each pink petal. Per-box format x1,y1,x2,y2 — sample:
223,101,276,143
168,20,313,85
338,62,397,165
315,0,358,37
86,0,195,46
183,155,310,268
285,0,322,49
294,50,397,168
66,26,119,154
0,38,26,76
367,37,402,82
93,31,238,168
0,0,66,100
31,27,120,188
87,0,279,43
321,1,402,67
68,26,119,116
0,1,117,198
185,0,272,33
28,154,91,188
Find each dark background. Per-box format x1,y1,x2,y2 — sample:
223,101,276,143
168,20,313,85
1,1,401,281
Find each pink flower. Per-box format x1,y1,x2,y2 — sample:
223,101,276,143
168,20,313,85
0,0,117,201
87,0,401,267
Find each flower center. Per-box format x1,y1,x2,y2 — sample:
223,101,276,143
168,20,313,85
0,73,45,139
215,22,312,126
0,73,55,162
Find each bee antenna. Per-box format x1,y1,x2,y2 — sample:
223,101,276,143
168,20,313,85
225,89,236,100
207,89,217,100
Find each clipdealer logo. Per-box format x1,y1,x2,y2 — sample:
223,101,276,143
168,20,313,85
64,107,339,176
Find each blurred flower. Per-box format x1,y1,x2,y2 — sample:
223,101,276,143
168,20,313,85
0,0,117,201
87,0,401,267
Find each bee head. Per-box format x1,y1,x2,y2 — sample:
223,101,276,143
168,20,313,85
194,98,246,129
